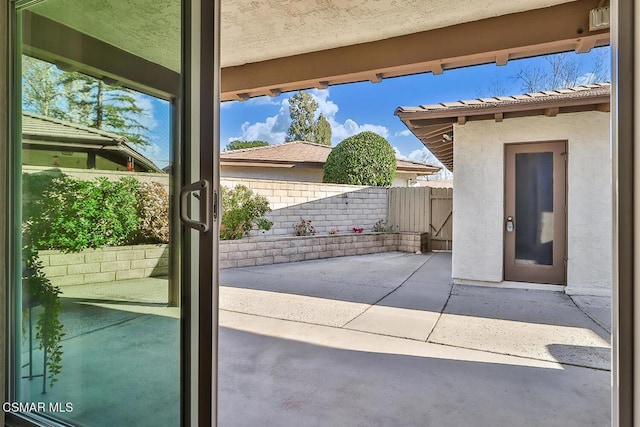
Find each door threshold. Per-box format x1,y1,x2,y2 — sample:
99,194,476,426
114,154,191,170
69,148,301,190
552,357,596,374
454,278,566,292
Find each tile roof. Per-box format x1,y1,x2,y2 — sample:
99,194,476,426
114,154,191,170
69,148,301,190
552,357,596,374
396,83,610,116
221,141,331,164
221,141,440,173
21,112,162,172
22,112,127,144
395,83,611,172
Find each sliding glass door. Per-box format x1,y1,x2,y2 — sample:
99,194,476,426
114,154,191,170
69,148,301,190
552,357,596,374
6,0,218,425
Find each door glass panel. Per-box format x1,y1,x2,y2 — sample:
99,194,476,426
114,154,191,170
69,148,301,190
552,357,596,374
14,1,182,425
514,152,554,266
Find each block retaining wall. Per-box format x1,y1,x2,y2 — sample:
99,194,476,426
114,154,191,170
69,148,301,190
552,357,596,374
40,244,169,287
219,232,426,269
38,232,426,285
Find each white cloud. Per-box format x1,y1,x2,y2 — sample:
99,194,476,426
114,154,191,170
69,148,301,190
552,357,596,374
227,99,291,143
393,146,408,160
243,96,281,107
140,142,162,158
576,72,597,86
227,89,390,145
398,147,453,180
394,129,412,137
133,93,158,131
308,89,339,118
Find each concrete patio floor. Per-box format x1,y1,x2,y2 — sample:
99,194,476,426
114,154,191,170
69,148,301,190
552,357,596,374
22,252,611,426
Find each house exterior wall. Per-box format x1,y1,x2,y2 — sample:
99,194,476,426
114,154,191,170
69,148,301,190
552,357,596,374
452,111,611,295
222,165,324,182
222,165,419,187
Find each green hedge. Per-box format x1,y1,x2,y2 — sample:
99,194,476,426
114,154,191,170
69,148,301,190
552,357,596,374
23,174,273,249
23,174,141,252
323,131,396,186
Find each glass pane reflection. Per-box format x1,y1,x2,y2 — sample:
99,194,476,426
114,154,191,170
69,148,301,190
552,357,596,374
17,1,181,425
514,152,554,266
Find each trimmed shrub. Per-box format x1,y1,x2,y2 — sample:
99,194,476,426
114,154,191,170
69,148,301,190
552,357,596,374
323,131,396,186
220,185,273,240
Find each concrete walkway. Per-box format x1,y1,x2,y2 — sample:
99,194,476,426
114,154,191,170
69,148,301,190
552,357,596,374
24,252,611,426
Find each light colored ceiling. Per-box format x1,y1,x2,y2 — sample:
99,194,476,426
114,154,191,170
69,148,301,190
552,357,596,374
30,0,182,71
30,0,576,70
27,0,609,100
221,0,574,67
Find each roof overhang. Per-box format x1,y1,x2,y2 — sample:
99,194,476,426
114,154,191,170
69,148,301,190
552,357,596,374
22,1,609,101
221,0,609,101
396,85,611,171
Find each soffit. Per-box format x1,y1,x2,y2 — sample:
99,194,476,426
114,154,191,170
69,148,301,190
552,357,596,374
220,0,574,68
26,0,609,100
29,0,574,71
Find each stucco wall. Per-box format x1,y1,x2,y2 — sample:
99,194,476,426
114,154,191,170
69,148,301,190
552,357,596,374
452,112,611,295
222,165,417,187
222,165,324,182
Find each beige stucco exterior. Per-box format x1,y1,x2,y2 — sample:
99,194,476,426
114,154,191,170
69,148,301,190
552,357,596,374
452,111,611,296
221,165,422,187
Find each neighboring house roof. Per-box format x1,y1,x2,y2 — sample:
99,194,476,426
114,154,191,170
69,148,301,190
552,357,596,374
221,141,440,175
22,112,163,173
395,83,611,171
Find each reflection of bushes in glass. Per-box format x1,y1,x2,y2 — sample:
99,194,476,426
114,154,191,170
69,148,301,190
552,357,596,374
23,174,139,252
21,173,170,389
131,182,169,244
23,173,171,249
220,185,273,240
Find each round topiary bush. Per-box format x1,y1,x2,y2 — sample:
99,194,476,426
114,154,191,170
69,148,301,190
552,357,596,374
323,131,396,186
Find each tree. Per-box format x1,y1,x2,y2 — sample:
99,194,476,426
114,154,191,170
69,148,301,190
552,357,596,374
61,73,150,145
225,140,269,151
286,91,318,142
22,56,151,145
514,48,610,92
22,56,65,119
312,113,332,146
323,131,396,186
285,91,332,145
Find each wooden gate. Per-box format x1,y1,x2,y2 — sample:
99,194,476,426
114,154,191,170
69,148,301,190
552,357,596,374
429,188,453,250
387,187,452,250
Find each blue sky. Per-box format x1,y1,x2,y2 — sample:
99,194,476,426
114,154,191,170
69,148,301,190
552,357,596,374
141,47,610,172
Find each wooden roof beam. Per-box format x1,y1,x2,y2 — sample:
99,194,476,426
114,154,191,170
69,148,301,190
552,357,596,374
544,107,560,117
221,0,609,101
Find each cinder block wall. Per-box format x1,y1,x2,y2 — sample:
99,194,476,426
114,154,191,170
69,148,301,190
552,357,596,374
221,178,388,236
219,232,424,269
40,244,168,286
